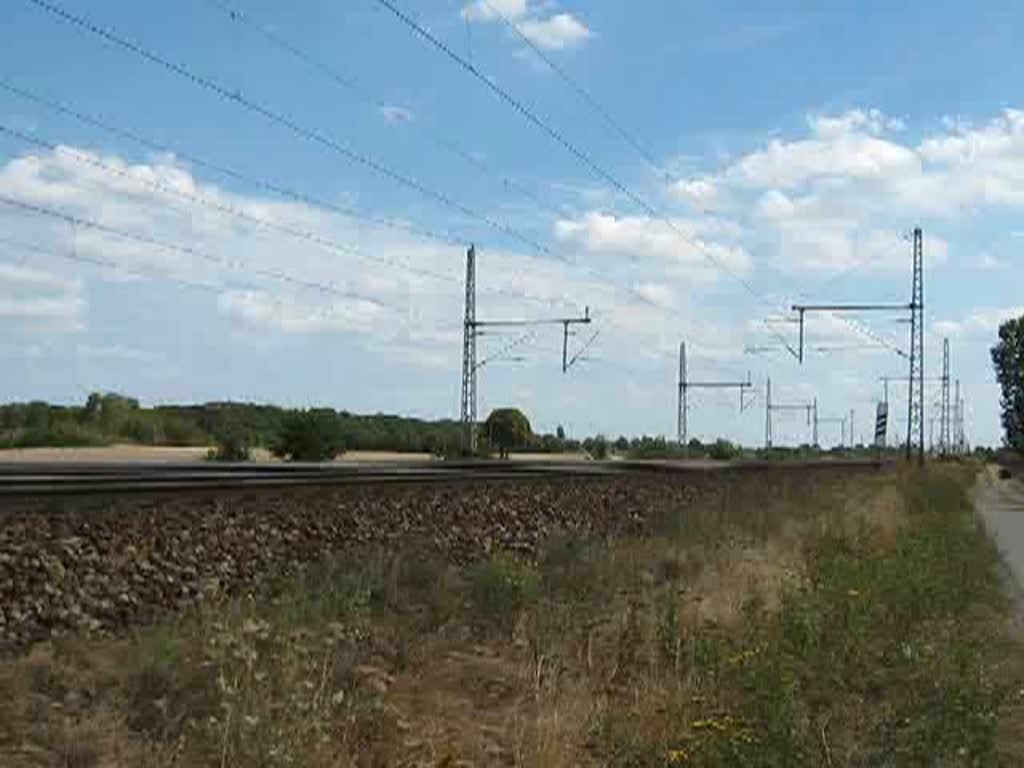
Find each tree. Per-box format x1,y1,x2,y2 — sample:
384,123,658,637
484,408,532,459
556,425,566,441
992,315,1024,452
586,435,609,460
208,412,254,462
274,410,344,462
708,438,740,461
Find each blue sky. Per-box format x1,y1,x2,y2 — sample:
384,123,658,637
1,0,1022,447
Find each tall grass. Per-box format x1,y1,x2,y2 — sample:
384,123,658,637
0,467,1017,766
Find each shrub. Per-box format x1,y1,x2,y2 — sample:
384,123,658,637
207,433,251,462
585,435,609,460
273,410,344,462
465,554,539,636
708,438,740,460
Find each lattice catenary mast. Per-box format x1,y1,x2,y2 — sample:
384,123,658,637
460,246,592,453
677,342,752,446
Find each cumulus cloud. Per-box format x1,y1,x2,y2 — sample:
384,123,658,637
461,1,591,51
0,145,750,378
0,255,86,332
934,306,1024,340
555,211,750,283
461,0,528,21
671,177,719,209
217,290,386,335
730,111,918,190
516,13,591,50
705,105,1024,275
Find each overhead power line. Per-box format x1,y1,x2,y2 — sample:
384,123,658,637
0,79,460,249
372,0,799,354
478,0,667,179
0,233,401,337
0,193,388,306
0,79,740,334
0,121,465,289
201,0,578,225
0,233,238,296
0,113,566,311
25,0,550,257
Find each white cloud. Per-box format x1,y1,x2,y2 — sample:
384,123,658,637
967,251,1007,270
554,211,751,282
0,254,86,332
933,306,1024,340
217,290,386,334
75,343,152,362
516,13,591,50
671,177,719,209
731,115,918,190
730,106,1024,217
461,0,528,21
0,296,86,327
631,282,677,309
808,108,904,139
0,262,80,292
0,146,751,376
378,105,414,124
709,105,1024,275
462,1,591,51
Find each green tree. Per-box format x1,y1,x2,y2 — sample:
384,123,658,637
992,315,1024,452
708,438,740,460
584,435,609,460
274,410,344,462
484,408,532,459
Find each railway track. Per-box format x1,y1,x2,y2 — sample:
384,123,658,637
0,458,886,497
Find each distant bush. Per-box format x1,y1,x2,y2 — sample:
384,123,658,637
584,435,609,460
207,432,252,462
273,410,344,462
0,422,110,449
465,553,538,636
708,438,740,461
626,436,687,460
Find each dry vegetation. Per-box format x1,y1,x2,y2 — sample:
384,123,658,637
1,466,1020,766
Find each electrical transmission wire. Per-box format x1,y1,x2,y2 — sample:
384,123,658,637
477,0,667,180
0,79,731,333
20,0,794,365
0,192,391,305
0,121,467,288
0,233,240,297
0,235,387,363
200,0,579,225
0,79,461,249
371,0,800,356
24,0,551,257
0,116,569,311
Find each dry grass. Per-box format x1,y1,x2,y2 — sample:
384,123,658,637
0,467,1018,766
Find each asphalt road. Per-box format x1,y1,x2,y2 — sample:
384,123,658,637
0,457,885,497
976,465,1024,619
